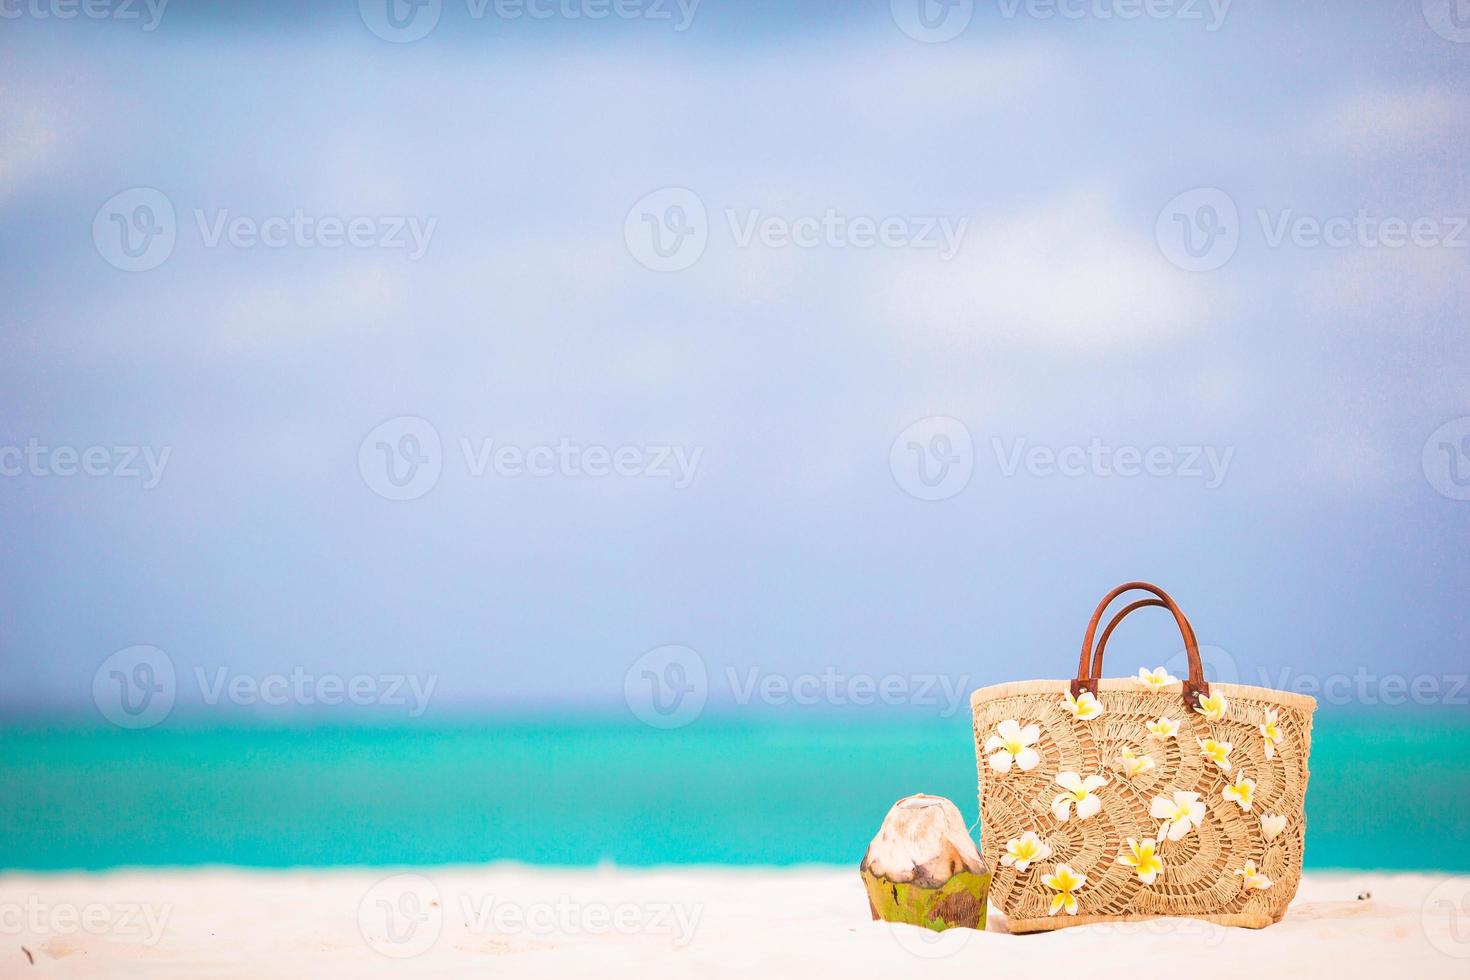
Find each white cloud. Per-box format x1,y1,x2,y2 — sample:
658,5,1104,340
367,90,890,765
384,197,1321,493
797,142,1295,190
870,191,1222,352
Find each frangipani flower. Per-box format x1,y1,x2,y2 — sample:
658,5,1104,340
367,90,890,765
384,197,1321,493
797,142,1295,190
1146,716,1180,739
1062,690,1104,721
1052,771,1108,821
1259,707,1283,760
1000,831,1052,872
1194,690,1229,722
1116,838,1164,885
1150,790,1206,841
1137,666,1180,692
1120,747,1157,779
1223,774,1257,811
1260,814,1287,841
1041,863,1087,916
1234,859,1273,890
985,719,1042,773
1198,737,1234,772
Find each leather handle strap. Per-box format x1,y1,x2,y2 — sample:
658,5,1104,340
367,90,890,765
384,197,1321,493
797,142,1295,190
1087,598,1167,679
1071,582,1209,708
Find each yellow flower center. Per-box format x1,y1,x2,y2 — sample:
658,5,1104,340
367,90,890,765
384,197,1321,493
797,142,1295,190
1004,737,1025,754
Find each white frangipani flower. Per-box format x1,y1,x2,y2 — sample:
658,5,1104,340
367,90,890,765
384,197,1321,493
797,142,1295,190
1194,690,1229,722
1198,737,1234,772
1150,790,1206,841
1041,863,1087,916
1234,859,1273,890
985,719,1042,773
1259,707,1283,760
1000,831,1052,872
1116,838,1164,885
1051,771,1108,822
1061,689,1104,721
1146,716,1180,739
1137,666,1179,692
1119,747,1156,779
1223,774,1257,811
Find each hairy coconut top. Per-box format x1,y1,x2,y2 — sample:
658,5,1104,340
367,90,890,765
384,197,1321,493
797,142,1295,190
860,794,987,888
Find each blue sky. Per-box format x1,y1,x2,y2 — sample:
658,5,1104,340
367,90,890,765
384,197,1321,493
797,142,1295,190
1,1,1468,720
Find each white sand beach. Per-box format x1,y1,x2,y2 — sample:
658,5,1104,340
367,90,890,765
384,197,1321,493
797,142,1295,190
2,868,1467,978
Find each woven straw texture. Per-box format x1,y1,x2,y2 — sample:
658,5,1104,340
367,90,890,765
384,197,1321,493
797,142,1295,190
972,679,1315,933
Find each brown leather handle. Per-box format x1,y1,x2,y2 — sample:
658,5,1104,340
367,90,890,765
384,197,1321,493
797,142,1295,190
1087,598,1167,679
1072,582,1209,708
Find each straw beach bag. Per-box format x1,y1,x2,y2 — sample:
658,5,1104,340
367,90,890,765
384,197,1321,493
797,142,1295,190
970,582,1316,933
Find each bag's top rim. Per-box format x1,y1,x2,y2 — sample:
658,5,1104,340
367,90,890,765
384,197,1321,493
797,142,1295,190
969,678,1317,713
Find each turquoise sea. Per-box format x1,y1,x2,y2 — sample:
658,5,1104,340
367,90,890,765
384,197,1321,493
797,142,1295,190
1,711,1466,871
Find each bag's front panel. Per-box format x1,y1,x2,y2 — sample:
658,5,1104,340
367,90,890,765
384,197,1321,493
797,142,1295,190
973,681,1312,929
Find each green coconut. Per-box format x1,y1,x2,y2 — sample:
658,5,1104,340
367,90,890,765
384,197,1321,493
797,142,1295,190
860,794,990,932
